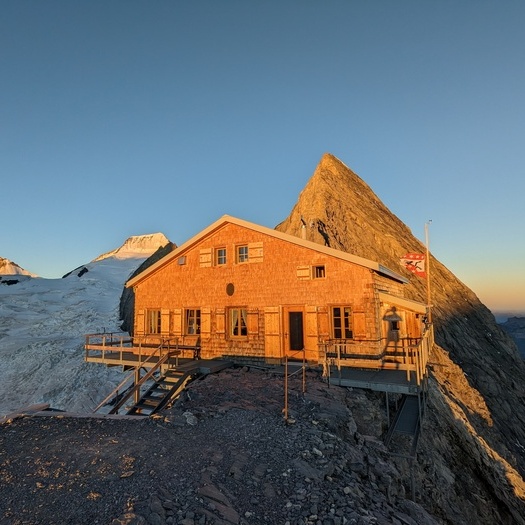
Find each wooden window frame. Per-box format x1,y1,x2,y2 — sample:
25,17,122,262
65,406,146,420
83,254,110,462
146,309,162,334
313,265,326,279
331,306,353,339
215,247,227,266
236,245,249,263
229,307,248,338
185,308,201,335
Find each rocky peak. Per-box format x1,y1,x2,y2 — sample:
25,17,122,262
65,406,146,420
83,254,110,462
0,256,36,277
93,233,170,262
277,153,525,524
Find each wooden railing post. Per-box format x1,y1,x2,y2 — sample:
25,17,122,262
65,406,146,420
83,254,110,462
284,355,289,420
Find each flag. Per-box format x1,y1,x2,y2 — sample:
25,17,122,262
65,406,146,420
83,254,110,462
400,253,426,278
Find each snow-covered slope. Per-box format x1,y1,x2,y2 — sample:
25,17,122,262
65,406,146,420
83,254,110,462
0,256,37,277
0,235,169,417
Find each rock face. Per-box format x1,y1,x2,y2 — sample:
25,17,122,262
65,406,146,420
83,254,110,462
276,153,525,524
119,242,177,333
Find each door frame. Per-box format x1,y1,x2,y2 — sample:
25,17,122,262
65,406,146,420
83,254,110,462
283,306,305,356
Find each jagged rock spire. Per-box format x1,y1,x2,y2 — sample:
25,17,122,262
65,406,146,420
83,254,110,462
276,153,525,520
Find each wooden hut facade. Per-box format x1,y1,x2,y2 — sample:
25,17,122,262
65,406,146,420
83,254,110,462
106,215,428,367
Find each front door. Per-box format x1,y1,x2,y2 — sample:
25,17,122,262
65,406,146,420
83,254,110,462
287,310,304,353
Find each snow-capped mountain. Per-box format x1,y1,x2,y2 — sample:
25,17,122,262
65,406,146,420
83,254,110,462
0,234,170,417
93,233,170,261
0,256,37,277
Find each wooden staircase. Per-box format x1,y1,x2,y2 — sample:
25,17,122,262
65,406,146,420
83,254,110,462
126,368,192,416
94,358,234,417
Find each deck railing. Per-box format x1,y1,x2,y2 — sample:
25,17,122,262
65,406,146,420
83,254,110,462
320,324,434,386
85,333,199,366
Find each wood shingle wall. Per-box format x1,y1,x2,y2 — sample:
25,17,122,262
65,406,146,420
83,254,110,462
131,221,421,363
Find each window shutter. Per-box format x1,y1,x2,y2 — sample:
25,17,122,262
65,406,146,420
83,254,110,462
296,266,310,280
264,307,281,358
248,242,263,263
304,306,319,360
201,307,211,337
248,309,259,335
161,309,170,336
199,248,212,268
353,312,366,339
136,309,145,336
172,308,182,336
216,308,226,336
317,306,329,340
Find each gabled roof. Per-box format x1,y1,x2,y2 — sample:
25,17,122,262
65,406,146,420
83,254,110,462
126,215,408,288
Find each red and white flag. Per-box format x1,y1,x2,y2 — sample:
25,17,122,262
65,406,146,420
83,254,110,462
400,253,426,278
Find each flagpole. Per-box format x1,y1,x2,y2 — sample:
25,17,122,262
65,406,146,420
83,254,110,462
425,221,432,323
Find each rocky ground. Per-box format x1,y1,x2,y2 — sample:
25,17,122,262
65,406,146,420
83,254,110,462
0,366,439,525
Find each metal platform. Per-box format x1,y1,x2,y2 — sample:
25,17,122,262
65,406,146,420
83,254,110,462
326,367,422,395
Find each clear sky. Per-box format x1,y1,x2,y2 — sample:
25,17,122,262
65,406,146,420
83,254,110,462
1,1,524,316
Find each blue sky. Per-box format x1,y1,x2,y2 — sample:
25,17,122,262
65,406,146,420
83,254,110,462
1,1,524,316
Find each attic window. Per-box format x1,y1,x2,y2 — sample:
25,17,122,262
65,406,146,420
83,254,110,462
236,245,249,263
313,265,326,279
215,247,227,266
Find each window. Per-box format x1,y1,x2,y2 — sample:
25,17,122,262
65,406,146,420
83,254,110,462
146,309,161,334
230,308,248,337
185,309,201,335
215,247,227,265
313,265,326,278
236,245,249,263
332,306,353,339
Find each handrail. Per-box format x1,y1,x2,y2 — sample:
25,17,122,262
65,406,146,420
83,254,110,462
92,340,174,414
320,324,433,386
108,350,173,415
84,333,199,364
283,348,307,421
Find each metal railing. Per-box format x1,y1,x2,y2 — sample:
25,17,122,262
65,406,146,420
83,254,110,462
320,325,433,386
283,348,307,421
85,334,197,366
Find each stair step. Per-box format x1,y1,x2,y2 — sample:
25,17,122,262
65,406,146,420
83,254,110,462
135,399,160,408
163,374,186,382
143,393,166,400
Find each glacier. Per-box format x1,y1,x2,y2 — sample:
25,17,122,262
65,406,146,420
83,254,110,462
0,235,169,417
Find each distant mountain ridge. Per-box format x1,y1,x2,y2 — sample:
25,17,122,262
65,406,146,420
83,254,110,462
500,316,525,358
0,256,36,277
1,233,171,282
